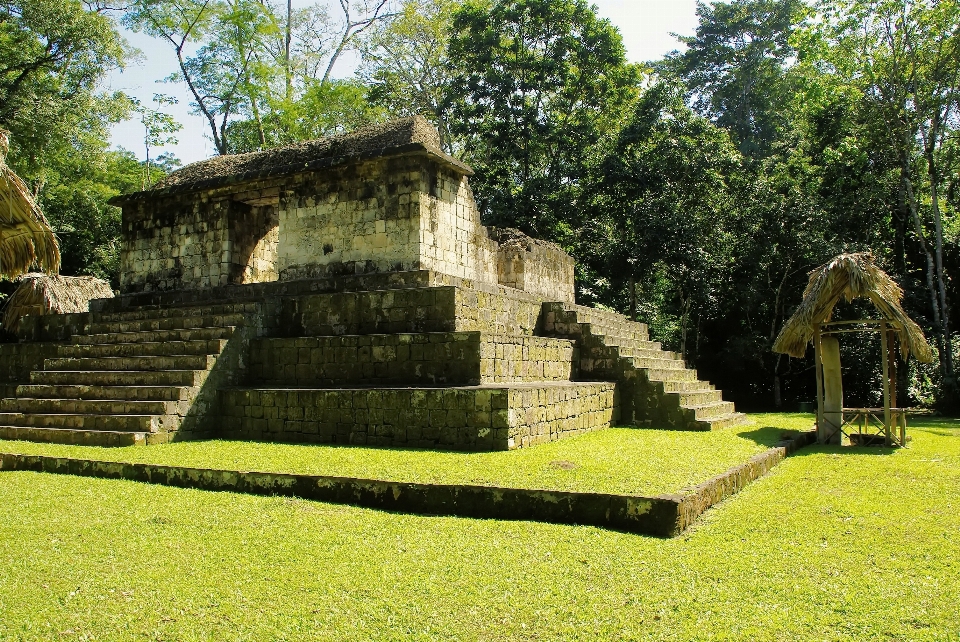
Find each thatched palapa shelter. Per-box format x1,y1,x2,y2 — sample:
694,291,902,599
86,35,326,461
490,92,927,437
0,130,60,279
2,273,114,334
773,252,932,446
773,253,933,363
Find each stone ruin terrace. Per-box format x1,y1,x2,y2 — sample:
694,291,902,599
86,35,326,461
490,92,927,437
0,117,747,448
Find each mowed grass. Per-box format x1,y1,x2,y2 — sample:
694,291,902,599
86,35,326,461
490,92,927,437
0,414,957,641
0,415,806,497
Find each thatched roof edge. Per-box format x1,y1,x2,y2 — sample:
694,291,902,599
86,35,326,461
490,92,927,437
109,118,472,206
772,253,934,363
1,273,114,333
0,130,60,278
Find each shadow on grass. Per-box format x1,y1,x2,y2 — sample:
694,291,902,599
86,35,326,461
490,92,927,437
736,426,803,447
789,444,898,456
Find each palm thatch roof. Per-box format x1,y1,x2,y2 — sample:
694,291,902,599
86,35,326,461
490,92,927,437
773,253,933,362
0,130,60,279
1,273,113,334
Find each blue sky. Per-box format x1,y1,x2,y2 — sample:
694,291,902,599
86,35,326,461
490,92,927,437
106,0,699,165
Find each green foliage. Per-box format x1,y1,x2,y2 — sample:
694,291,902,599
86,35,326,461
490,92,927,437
359,0,459,151
0,414,958,639
0,0,129,180
227,80,389,154
587,82,742,354
39,149,171,286
446,0,641,237
658,0,804,159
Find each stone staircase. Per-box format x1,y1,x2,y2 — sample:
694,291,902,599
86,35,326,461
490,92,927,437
0,302,260,446
542,302,748,431
0,279,747,449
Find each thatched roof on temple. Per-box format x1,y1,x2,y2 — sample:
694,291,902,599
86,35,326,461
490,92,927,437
0,131,60,279
2,273,113,333
773,253,933,362
111,117,471,204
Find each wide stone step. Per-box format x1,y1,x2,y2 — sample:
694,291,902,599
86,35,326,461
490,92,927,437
676,389,725,407
44,355,216,372
74,327,236,345
692,412,751,431
662,380,715,393
220,381,618,451
0,411,171,432
643,367,699,383
250,333,577,386
628,356,690,371
85,314,248,335
615,346,683,362
0,425,149,447
57,340,228,359
1,397,184,416
16,384,195,402
687,401,737,421
31,370,205,387
94,301,260,322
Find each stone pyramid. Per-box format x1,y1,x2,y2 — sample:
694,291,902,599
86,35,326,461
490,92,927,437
0,118,746,448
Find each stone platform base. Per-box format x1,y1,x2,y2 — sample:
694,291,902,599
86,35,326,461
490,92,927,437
220,381,617,450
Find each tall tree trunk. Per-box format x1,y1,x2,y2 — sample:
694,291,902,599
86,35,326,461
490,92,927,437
924,127,953,379
628,276,637,321
773,353,782,409
901,161,945,371
679,294,690,361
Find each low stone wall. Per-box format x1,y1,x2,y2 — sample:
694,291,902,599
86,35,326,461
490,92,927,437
15,313,91,342
490,228,575,304
673,429,817,530
249,333,577,386
218,382,616,450
0,453,681,536
0,343,61,384
0,430,816,536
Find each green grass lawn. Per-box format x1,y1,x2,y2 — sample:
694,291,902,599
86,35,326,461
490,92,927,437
0,414,958,641
0,415,808,497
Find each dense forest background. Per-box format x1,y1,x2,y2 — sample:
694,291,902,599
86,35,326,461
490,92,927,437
2,0,959,411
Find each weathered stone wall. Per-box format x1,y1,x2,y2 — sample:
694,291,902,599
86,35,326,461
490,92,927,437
119,191,281,293
218,381,616,450
0,343,61,383
248,333,577,386
490,228,575,303
417,166,499,284
114,118,578,301
276,156,423,280
281,285,545,337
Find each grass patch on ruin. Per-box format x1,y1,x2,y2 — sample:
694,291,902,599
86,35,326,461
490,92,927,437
0,414,813,497
0,413,957,641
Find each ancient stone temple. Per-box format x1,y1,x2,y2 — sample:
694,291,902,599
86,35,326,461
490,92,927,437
0,117,745,447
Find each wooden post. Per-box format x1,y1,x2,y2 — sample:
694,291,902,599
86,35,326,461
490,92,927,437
814,324,825,440
887,329,898,409
881,321,891,446
821,335,843,445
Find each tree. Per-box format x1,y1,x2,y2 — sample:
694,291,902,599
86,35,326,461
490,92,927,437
359,0,459,151
589,83,742,360
658,0,805,159
133,93,181,188
226,79,387,153
806,0,960,402
125,0,281,155
0,0,129,184
445,0,641,238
